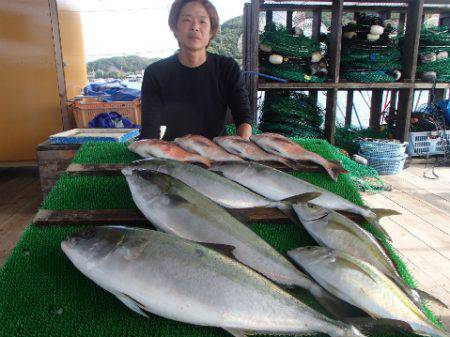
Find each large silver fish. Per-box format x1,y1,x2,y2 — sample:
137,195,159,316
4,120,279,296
61,226,367,337
288,247,450,337
209,161,398,240
122,169,348,317
292,202,448,311
128,158,303,219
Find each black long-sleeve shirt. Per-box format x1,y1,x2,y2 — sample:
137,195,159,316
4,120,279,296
140,52,253,140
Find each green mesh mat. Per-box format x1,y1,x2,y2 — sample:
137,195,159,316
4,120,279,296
260,23,321,58
341,71,396,83
0,140,442,336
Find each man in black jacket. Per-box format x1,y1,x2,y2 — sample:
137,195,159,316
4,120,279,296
140,0,253,140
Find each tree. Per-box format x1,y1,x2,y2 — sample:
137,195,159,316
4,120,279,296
87,55,160,79
208,16,243,63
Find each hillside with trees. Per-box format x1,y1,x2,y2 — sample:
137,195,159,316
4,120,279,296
208,16,243,63
87,55,160,79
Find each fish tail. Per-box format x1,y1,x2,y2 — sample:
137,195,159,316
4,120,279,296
276,192,322,225
325,160,348,181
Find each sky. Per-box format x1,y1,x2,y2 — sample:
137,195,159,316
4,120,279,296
66,0,248,61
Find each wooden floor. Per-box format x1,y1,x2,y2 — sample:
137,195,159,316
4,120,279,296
0,167,42,266
363,160,450,330
0,162,449,330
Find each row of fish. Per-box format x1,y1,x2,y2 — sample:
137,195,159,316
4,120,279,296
61,156,449,336
128,133,348,181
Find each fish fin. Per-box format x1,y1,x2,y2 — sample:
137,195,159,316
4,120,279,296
115,292,149,318
278,158,299,170
195,242,236,260
132,157,156,164
309,285,366,319
223,328,250,337
413,288,449,309
371,208,402,218
365,217,392,242
280,192,322,205
277,192,321,225
345,317,414,335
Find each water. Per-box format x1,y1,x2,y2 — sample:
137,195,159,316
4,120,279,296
118,79,433,130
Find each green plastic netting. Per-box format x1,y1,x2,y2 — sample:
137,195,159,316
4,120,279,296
0,140,443,336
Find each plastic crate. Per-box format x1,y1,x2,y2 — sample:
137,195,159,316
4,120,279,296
71,99,141,128
359,140,407,158
408,130,450,157
359,153,407,175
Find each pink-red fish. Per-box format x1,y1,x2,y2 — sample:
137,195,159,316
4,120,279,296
251,133,347,181
128,139,212,167
213,136,298,170
174,134,244,162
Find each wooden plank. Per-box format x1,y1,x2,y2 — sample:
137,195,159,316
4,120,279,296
363,194,450,282
250,0,260,120
32,208,364,227
369,90,383,130
48,0,72,130
265,10,273,27
325,89,338,145
345,90,354,126
389,90,398,116
65,161,324,176
309,91,318,106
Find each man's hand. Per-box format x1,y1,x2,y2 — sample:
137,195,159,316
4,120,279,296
236,123,252,140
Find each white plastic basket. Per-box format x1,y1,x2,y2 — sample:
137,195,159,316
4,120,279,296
408,130,450,157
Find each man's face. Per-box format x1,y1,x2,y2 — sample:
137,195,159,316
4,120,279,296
174,1,212,52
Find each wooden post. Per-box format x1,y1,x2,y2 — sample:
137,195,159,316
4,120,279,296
312,9,322,40
325,89,338,144
345,90,354,127
286,11,293,33
324,0,343,144
396,0,424,142
48,0,71,130
369,90,383,131
309,91,318,105
389,90,398,115
398,13,406,35
266,10,273,27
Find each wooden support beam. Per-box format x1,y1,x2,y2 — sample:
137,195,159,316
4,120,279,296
396,88,414,142
328,0,344,83
345,90,354,127
389,90,398,116
286,11,293,32
266,10,273,27
325,89,338,145
250,0,260,121
369,90,384,131
402,0,424,81
312,10,322,40
309,91,318,105
395,0,424,142
398,12,406,35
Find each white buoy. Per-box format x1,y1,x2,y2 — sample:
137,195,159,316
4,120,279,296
269,54,283,65
370,25,384,35
388,32,398,39
259,44,272,53
421,53,437,63
437,51,448,60
343,31,357,39
311,51,323,63
383,19,395,28
352,154,368,166
348,20,357,25
367,33,380,42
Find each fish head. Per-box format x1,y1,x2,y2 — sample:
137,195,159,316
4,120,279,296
287,246,335,270
208,162,248,179
293,202,329,222
61,226,126,269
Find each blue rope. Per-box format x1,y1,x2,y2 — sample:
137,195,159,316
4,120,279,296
242,71,288,83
